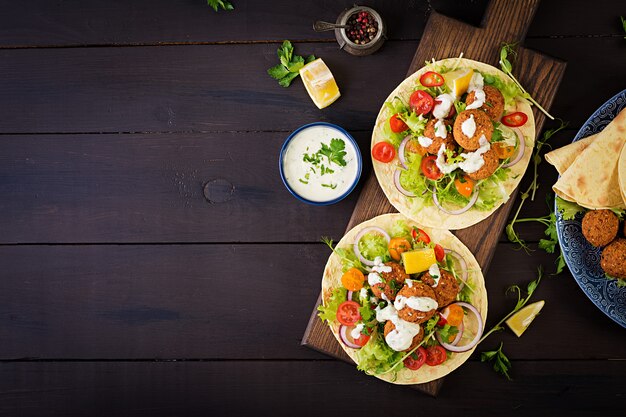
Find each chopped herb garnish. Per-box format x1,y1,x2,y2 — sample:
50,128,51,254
321,183,337,189
319,138,348,167
481,342,512,380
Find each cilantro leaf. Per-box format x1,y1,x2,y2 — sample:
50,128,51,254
622,16,626,39
267,41,316,88
481,342,512,380
287,55,305,73
278,41,294,67
318,138,347,167
538,238,556,253
556,196,585,220
267,64,290,81
207,0,234,12
278,71,300,88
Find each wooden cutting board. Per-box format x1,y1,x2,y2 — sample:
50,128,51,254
301,0,565,396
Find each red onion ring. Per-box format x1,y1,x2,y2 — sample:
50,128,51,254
435,320,465,346
347,290,353,301
444,249,468,290
393,169,416,197
502,127,526,168
397,136,411,169
353,226,391,267
432,186,479,215
339,324,362,349
437,302,483,353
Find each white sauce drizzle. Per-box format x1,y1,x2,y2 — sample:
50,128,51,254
428,263,441,288
466,88,486,110
461,114,477,137
434,119,448,138
432,93,455,119
418,135,433,148
458,135,491,174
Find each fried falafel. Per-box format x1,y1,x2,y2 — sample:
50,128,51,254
582,209,619,247
453,109,494,151
394,282,438,324
465,148,500,181
421,269,460,307
601,238,626,279
466,85,505,121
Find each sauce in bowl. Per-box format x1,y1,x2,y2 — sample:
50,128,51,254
280,123,362,205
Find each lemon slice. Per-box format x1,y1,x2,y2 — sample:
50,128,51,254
444,68,474,98
506,300,545,337
299,58,341,109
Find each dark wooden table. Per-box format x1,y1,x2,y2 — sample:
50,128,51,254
0,1,625,416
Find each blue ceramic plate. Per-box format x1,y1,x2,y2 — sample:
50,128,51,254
555,89,626,328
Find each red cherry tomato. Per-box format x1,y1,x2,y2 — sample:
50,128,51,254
411,228,431,244
419,71,444,87
389,114,409,133
421,155,443,180
409,90,435,115
336,301,361,326
353,332,371,347
434,244,445,262
403,347,427,370
372,142,396,163
425,345,447,366
501,112,528,127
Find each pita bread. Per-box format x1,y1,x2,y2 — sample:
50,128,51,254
553,108,626,209
321,213,487,385
372,58,536,230
619,142,626,206
545,134,597,175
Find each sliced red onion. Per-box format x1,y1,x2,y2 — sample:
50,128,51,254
444,249,468,290
393,169,416,197
347,290,354,301
339,324,362,349
502,127,526,168
435,320,465,346
353,226,391,267
432,186,479,215
397,136,411,169
437,302,483,353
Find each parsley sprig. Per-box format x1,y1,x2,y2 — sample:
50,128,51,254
499,43,554,120
267,41,316,87
621,16,626,39
207,0,234,12
479,266,544,379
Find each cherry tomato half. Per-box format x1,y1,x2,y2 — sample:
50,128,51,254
341,268,365,292
454,175,475,198
403,347,427,370
419,71,444,87
411,228,431,244
372,142,396,163
425,345,447,366
501,112,528,127
336,301,361,326
409,90,435,115
388,237,412,261
389,113,409,133
493,142,516,160
434,243,445,263
421,155,443,180
353,332,371,347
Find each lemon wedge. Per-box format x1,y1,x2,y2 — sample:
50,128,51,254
506,300,545,337
444,68,474,98
299,58,341,109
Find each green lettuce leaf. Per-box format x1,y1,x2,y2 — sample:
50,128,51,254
555,196,585,220
356,332,402,375
317,287,347,323
358,233,390,263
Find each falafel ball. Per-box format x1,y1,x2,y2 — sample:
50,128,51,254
582,209,619,247
600,238,626,279
395,282,438,324
383,320,424,352
381,262,409,285
370,262,408,301
421,118,456,155
421,269,460,307
453,109,494,151
466,85,505,121
465,148,500,181
371,282,397,301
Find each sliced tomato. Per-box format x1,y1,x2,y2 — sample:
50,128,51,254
454,175,475,198
434,244,445,262
425,345,447,366
372,142,396,163
389,113,409,133
493,142,516,160
419,71,444,87
336,301,361,326
403,347,427,370
388,237,411,261
411,228,431,244
353,332,371,347
421,155,443,180
341,268,365,291
409,90,435,115
501,112,528,127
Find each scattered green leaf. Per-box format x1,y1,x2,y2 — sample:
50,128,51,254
267,40,315,87
207,0,234,12
481,342,512,380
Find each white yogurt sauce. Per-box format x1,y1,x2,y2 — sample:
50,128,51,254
428,263,441,288
418,135,433,148
394,295,439,312
432,93,455,119
458,135,491,173
461,114,477,137
434,119,448,138
375,303,422,352
350,323,365,339
282,125,359,202
466,88,486,110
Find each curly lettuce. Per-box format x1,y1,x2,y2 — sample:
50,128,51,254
474,167,510,211
356,332,402,375
317,287,347,323
358,233,390,263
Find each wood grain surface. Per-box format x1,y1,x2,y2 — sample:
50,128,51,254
302,0,566,395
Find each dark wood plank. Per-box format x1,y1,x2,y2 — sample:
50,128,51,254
0,132,375,244
3,244,625,360
0,360,624,417
0,38,622,134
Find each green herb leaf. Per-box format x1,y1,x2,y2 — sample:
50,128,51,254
481,342,512,380
318,138,348,167
278,71,300,88
267,41,316,88
621,16,626,39
207,0,234,11
267,64,290,80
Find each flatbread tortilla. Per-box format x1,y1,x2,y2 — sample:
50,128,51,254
372,58,536,230
619,142,626,206
321,213,487,385
545,134,597,175
552,108,626,209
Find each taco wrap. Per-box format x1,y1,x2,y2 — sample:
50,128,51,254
320,213,487,384
371,58,536,230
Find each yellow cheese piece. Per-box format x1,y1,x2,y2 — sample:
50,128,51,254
401,248,437,274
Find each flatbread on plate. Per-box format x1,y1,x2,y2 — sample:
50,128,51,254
372,58,536,230
321,213,487,384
